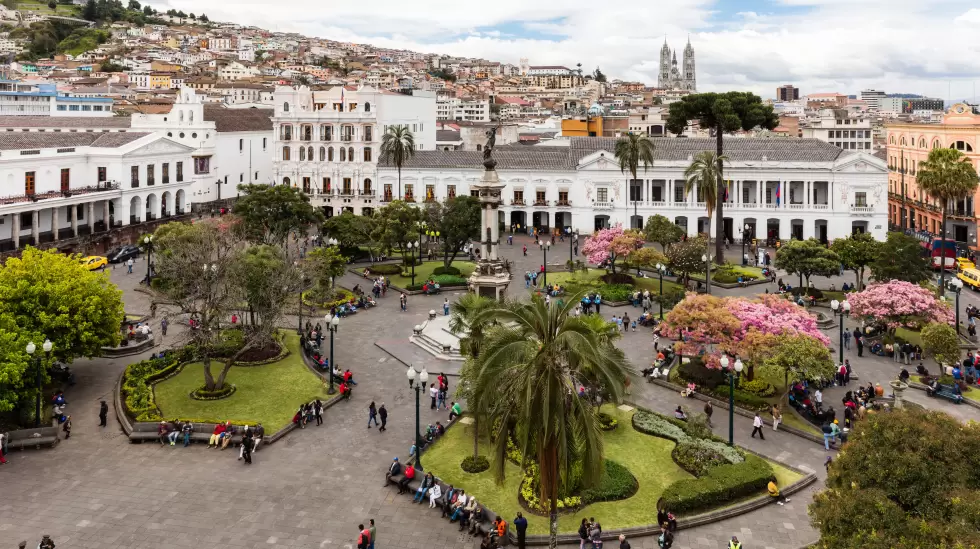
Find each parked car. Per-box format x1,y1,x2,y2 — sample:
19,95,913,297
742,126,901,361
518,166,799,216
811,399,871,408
107,245,141,263
81,256,108,270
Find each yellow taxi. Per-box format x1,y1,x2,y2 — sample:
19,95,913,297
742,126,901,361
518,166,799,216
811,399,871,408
81,255,108,270
957,267,980,291
957,257,975,272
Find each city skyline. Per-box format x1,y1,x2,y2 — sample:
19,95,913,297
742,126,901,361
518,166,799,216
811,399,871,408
149,0,980,100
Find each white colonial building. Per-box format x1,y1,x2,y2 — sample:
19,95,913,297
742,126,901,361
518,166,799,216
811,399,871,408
0,131,195,252
271,85,436,216
377,137,888,242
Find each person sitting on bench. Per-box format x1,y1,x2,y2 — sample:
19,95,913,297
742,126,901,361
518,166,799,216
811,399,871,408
396,462,416,494
384,457,401,486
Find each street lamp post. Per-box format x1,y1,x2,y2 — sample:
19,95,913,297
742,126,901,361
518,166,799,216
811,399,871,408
701,254,711,295
720,355,743,446
406,242,417,287
325,314,340,394
26,339,53,427
952,278,964,334
831,300,843,364
417,223,427,263
406,365,429,471
656,263,666,320
143,234,154,285
568,229,578,265
539,239,551,287
741,224,750,266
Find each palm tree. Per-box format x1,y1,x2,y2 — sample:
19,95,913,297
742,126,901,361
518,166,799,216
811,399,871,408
473,295,631,548
448,293,497,458
917,147,980,293
614,133,656,230
380,125,415,199
684,150,728,294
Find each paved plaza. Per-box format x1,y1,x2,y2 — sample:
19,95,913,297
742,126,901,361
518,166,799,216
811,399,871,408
2,234,978,549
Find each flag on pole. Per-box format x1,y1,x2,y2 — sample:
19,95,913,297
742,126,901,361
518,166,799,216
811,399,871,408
724,180,730,202
775,184,781,207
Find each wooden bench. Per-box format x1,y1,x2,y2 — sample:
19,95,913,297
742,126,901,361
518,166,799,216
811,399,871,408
6,426,59,450
927,383,964,404
129,422,244,445
398,476,499,543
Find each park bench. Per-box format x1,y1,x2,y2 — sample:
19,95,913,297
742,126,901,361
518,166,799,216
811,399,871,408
129,422,244,445
927,382,964,404
388,473,500,544
6,426,60,450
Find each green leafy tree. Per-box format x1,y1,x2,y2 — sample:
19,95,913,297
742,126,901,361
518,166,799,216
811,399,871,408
141,4,151,15
809,408,980,549
237,244,295,328
667,92,779,263
321,210,379,260
773,238,840,292
199,13,208,22
304,246,348,298
48,1,57,10
232,183,324,247
644,214,684,252
684,150,727,289
424,196,481,269
614,133,655,227
83,0,97,20
870,232,931,284
126,0,139,9
449,293,498,458
99,59,126,72
916,147,980,293
0,248,124,413
473,296,631,547
370,200,422,264
666,234,708,287
830,232,881,291
592,66,606,82
921,322,961,368
627,246,667,272
741,332,835,390
380,125,415,199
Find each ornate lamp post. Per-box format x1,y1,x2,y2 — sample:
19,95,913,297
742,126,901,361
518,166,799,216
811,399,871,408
567,229,578,265
26,339,53,427
720,355,743,446
831,300,843,364
742,224,750,265
417,222,427,263
538,239,551,287
406,365,429,471
406,242,417,286
951,278,964,334
325,314,340,394
702,254,711,295
143,234,154,285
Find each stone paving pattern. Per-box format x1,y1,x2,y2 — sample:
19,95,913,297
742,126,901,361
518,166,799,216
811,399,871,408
2,234,978,549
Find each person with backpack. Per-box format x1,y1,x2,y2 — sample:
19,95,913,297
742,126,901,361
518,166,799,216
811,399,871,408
657,524,673,548
822,421,835,449
578,518,590,549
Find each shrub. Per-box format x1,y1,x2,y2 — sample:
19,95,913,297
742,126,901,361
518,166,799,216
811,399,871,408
580,460,639,503
661,454,775,514
406,275,468,291
461,455,490,473
596,283,634,302
122,355,184,421
366,263,402,275
706,386,772,411
673,441,730,476
433,265,462,276
402,256,420,267
739,378,776,397
677,358,727,389
303,288,355,309
789,287,824,299
600,273,636,285
597,412,618,431
519,462,583,512
632,409,689,442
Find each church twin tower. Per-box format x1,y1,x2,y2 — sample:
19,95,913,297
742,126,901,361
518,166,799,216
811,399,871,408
658,38,697,91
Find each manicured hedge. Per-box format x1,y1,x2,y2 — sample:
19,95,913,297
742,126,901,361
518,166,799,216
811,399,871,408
740,378,776,398
121,350,193,422
580,459,639,504
677,358,727,390
406,274,468,291
461,455,490,473
597,411,619,431
660,454,775,514
433,265,462,276
366,263,402,275
302,288,355,309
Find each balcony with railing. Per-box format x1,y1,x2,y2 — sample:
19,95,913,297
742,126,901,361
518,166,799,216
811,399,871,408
593,201,614,210
0,182,120,206
533,199,550,207
850,205,875,215
556,200,572,208
510,199,525,206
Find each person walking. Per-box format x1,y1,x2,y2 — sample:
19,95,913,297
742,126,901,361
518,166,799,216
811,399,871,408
728,535,742,548
126,258,134,274
368,519,376,549
771,404,782,431
368,401,379,428
160,317,168,337
843,327,851,350
241,431,254,464
400,293,407,312
703,401,713,426
62,415,72,439
750,412,765,440
378,403,388,432
523,244,527,257
853,327,863,357
314,399,323,426
443,298,450,316
514,512,528,549
357,524,370,549
98,400,108,427
429,383,438,409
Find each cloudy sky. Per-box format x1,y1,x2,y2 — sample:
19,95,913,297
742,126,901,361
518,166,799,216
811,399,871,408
155,0,980,101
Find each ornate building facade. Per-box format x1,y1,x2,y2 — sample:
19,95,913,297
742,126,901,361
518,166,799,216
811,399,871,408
658,38,697,91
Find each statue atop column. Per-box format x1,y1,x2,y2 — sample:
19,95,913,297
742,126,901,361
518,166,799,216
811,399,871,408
482,122,500,171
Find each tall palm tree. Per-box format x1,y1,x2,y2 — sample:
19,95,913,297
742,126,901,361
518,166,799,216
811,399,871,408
684,150,728,294
449,293,497,458
380,125,415,199
473,295,631,548
917,147,980,293
614,133,656,230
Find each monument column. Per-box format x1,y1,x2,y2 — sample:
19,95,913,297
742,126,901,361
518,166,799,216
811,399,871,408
467,124,512,301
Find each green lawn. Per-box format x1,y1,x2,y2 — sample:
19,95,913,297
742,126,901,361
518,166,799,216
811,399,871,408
894,327,924,348
424,407,689,535
535,269,683,297
389,261,475,288
154,333,327,432
17,1,81,15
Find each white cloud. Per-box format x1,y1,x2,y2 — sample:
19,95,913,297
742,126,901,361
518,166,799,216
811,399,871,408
155,0,980,100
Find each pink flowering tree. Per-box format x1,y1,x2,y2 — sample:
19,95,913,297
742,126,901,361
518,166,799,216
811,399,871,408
848,280,953,331
581,225,643,275
726,294,831,347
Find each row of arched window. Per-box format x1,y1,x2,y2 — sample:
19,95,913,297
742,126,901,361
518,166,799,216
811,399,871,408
891,135,975,152
281,146,372,162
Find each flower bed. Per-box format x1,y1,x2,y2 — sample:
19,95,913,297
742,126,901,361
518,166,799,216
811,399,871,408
301,288,355,309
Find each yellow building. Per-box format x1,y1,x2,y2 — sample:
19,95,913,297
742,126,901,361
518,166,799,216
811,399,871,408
562,116,604,137
149,73,172,89
163,36,179,49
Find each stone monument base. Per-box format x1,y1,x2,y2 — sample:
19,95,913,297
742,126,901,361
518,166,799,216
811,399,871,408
468,261,511,300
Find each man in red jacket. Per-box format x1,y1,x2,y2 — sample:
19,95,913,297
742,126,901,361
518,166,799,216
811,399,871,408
208,422,226,448
396,463,416,494
356,523,371,549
